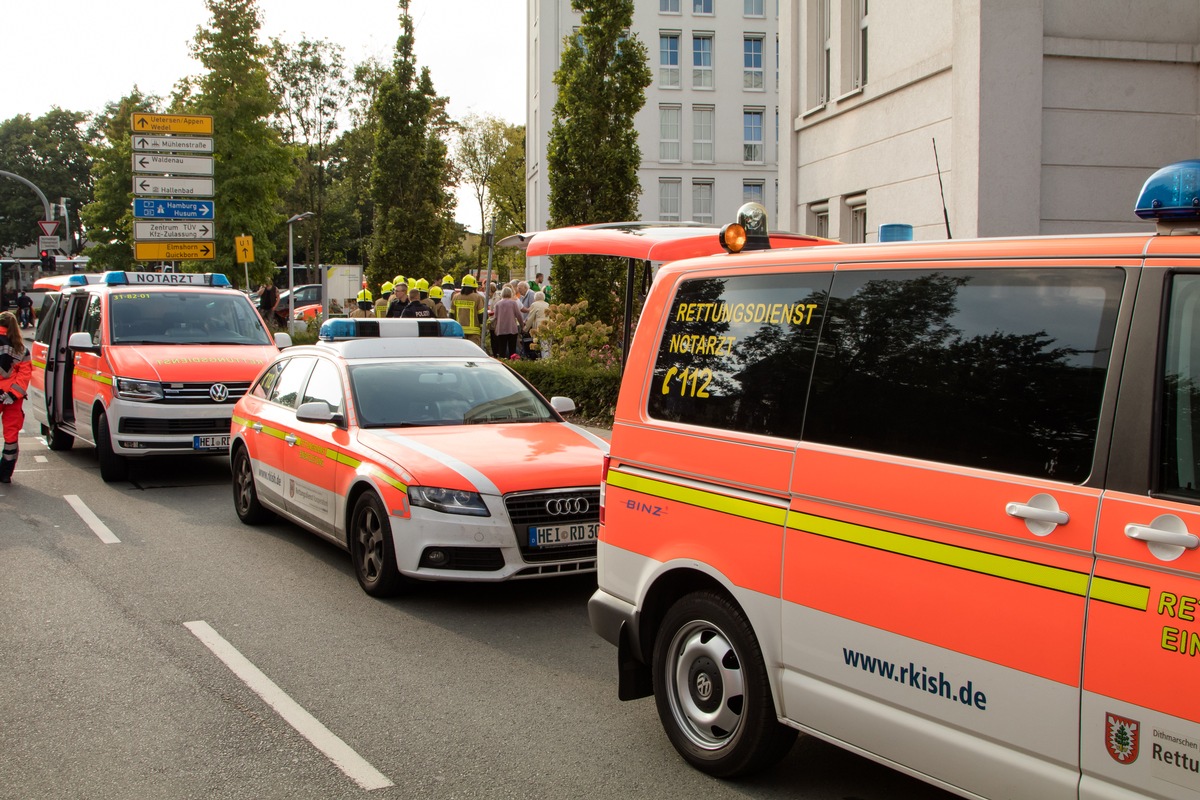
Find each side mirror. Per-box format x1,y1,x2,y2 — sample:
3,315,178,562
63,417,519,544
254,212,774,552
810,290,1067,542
296,401,343,427
274,331,293,349
68,331,98,351
550,396,576,416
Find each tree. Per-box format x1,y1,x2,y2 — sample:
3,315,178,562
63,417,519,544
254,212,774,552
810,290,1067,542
368,0,457,287
455,113,508,266
185,0,294,285
489,123,526,237
546,0,651,325
269,36,352,277
80,90,161,271
0,109,93,256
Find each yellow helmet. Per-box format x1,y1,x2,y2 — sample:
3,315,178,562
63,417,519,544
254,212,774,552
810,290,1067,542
460,274,478,288
381,281,394,293
429,286,443,299
415,278,429,292
441,274,454,286
393,275,405,286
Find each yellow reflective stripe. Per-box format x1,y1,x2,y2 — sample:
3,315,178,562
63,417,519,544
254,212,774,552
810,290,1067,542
1089,576,1150,611
32,359,46,370
330,450,361,468
606,468,787,526
73,369,113,386
368,467,407,493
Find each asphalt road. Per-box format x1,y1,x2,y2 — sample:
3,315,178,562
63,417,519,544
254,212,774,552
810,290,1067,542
0,416,954,800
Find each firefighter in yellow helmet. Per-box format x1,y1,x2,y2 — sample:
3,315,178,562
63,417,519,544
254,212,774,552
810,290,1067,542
427,286,449,318
452,274,486,347
351,285,374,318
376,281,394,318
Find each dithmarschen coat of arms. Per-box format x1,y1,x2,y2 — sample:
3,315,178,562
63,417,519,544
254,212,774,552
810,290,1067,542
1107,714,1140,764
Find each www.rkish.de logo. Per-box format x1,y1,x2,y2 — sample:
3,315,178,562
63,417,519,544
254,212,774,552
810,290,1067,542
1106,714,1140,763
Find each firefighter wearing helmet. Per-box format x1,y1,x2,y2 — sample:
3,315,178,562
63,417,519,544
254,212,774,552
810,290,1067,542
452,274,485,346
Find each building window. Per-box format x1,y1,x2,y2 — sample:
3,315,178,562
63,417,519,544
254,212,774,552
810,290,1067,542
660,33,680,88
692,181,714,223
743,180,765,205
659,106,682,162
846,193,867,243
744,0,764,16
693,0,713,14
660,0,680,12
852,0,868,89
812,0,831,105
743,36,764,90
692,34,713,89
692,106,714,163
810,200,829,238
743,109,764,163
659,179,682,221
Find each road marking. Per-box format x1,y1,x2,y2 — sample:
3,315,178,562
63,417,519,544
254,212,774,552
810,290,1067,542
64,495,120,544
34,456,48,463
183,621,394,791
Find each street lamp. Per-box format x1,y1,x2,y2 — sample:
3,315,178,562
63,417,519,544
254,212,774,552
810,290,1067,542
286,211,315,334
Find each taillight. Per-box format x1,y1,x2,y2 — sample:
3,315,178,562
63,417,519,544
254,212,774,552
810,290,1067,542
599,454,610,525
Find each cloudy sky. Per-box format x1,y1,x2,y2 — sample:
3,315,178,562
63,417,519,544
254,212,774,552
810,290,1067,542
0,0,527,228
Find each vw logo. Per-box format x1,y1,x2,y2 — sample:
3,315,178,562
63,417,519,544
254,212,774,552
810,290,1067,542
695,673,713,701
209,383,229,403
545,496,589,516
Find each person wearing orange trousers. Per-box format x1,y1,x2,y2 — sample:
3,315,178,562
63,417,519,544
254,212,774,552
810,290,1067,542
0,311,32,484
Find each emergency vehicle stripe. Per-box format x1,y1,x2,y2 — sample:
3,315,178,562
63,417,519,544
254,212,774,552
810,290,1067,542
31,359,46,371
606,468,788,526
73,368,113,385
789,512,1149,611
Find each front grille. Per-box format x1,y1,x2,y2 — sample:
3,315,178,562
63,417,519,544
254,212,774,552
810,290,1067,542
418,547,504,571
504,488,600,563
160,382,251,405
119,417,230,435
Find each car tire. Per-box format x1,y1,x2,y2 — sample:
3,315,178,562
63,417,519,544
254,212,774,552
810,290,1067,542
652,591,797,777
232,446,271,524
350,492,408,597
45,423,73,451
95,413,129,483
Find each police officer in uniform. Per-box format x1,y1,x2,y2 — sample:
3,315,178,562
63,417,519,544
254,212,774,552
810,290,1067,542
399,285,433,318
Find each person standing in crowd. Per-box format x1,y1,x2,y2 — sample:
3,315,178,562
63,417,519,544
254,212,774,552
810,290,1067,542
427,286,449,318
400,285,433,318
387,277,409,317
492,285,524,360
523,291,550,359
375,282,394,318
0,311,31,484
452,274,487,347
350,285,374,318
258,283,278,328
440,275,456,315
15,291,34,328
528,272,544,295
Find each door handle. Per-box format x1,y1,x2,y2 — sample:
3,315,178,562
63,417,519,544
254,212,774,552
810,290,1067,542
1125,525,1199,549
284,434,297,446
251,422,263,433
1005,493,1068,536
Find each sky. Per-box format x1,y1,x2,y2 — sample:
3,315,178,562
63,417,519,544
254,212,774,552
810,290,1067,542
0,0,527,230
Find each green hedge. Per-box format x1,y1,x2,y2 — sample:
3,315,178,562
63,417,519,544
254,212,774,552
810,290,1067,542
509,359,620,426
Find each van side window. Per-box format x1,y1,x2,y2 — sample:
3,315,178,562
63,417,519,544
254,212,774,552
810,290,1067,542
81,295,103,346
648,273,832,437
1160,273,1200,501
805,267,1124,483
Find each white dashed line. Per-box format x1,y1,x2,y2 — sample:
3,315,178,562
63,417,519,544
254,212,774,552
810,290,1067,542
184,621,394,791
34,456,48,463
63,495,120,544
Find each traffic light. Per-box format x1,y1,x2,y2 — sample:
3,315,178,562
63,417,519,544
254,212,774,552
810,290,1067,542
40,250,55,271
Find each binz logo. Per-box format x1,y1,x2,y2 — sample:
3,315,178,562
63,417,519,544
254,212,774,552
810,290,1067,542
545,497,589,516
626,499,666,517
209,383,229,403
1106,713,1140,764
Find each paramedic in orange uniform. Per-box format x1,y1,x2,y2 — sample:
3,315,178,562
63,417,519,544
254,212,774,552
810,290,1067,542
0,311,32,484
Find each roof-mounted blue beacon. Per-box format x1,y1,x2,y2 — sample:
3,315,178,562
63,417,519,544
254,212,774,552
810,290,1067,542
1135,159,1200,234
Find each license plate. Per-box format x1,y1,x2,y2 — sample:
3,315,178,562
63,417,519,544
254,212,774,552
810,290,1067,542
193,434,230,451
528,522,599,547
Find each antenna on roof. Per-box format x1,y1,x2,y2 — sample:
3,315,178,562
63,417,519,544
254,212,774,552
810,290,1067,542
932,138,952,239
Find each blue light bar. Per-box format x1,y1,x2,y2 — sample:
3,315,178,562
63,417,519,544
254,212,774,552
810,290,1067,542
100,271,233,287
318,318,465,341
66,274,90,286
1135,160,1200,221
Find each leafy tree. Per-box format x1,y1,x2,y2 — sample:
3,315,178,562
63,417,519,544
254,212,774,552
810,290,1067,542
0,109,93,256
489,123,526,237
455,113,509,266
184,0,294,285
368,0,457,287
547,0,651,325
268,36,352,277
80,90,161,271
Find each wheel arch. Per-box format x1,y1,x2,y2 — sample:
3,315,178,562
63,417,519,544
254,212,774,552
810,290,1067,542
637,565,742,667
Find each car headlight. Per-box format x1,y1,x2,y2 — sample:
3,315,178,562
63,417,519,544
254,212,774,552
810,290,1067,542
408,486,490,517
115,377,164,402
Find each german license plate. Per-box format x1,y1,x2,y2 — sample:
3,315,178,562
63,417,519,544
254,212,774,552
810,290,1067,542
528,522,599,547
193,434,230,451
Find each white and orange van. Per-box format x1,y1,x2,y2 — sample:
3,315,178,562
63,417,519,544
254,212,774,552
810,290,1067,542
567,160,1200,799
28,271,288,482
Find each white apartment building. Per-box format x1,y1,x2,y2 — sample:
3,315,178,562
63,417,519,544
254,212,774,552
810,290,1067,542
778,0,1200,242
526,0,780,254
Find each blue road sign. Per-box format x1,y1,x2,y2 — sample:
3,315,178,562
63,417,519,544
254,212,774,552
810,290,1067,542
133,199,215,220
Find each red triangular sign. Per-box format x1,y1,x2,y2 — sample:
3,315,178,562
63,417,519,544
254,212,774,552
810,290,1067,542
38,220,59,236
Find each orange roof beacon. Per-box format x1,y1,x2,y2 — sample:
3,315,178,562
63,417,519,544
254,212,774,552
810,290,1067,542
27,271,290,482
585,162,1200,799
229,317,608,597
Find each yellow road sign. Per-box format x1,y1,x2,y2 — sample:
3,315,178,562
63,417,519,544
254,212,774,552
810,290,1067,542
131,113,214,135
235,235,255,263
134,241,215,261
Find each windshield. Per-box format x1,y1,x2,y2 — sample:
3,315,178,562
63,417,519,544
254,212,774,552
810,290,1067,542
109,290,272,345
348,360,556,428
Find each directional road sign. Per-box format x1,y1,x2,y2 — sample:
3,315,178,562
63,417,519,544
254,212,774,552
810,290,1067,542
133,153,214,176
131,113,213,135
133,176,214,197
132,135,213,154
134,221,214,241
235,235,255,264
133,199,216,220
134,241,214,261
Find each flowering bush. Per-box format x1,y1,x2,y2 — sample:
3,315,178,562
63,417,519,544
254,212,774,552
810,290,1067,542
538,300,617,365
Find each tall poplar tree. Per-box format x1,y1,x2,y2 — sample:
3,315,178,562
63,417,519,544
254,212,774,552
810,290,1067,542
547,0,651,324
368,0,456,285
187,0,294,283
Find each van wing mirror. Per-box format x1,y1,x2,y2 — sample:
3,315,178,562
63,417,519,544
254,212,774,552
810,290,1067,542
67,331,98,351
274,331,293,349
550,396,576,416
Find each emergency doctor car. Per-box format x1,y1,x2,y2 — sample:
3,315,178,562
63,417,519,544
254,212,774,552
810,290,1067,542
27,271,288,482
572,161,1200,799
229,317,608,597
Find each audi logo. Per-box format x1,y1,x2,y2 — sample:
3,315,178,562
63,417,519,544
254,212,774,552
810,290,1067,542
545,496,590,516
209,383,229,403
